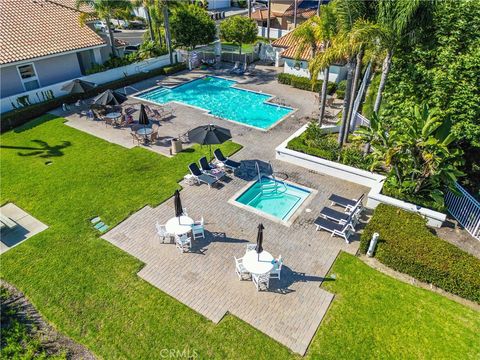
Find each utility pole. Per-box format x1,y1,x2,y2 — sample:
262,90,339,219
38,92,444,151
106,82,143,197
293,0,297,28
267,0,271,41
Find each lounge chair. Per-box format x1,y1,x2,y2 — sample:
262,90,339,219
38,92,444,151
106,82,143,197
188,163,218,187
319,206,362,226
314,217,355,243
244,63,256,76
229,61,240,74
328,193,365,212
199,156,225,180
213,149,241,171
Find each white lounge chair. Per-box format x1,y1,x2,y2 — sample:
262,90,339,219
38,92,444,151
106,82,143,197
314,217,355,243
329,193,365,212
175,234,192,253
234,256,251,280
155,221,173,243
319,204,362,226
188,163,218,187
269,255,283,280
252,273,270,291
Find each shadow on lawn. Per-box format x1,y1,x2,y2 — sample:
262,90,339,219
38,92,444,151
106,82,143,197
1,139,71,158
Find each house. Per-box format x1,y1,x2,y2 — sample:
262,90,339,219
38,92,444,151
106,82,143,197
0,0,109,98
251,0,319,30
271,30,347,83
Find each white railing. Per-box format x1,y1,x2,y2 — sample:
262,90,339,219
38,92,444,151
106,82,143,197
445,183,480,240
350,62,372,131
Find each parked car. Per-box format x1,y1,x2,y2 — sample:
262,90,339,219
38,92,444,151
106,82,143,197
93,21,107,32
124,44,140,55
128,20,146,30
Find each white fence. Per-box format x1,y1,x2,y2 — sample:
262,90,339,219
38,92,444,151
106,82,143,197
257,26,290,39
445,183,480,240
1,53,175,113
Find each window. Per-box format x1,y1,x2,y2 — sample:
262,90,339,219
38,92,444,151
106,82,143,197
17,63,40,91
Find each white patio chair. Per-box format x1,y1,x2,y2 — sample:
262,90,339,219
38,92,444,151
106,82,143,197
252,273,270,291
192,217,205,240
234,256,251,280
155,221,173,243
246,243,257,252
175,234,192,253
269,255,283,280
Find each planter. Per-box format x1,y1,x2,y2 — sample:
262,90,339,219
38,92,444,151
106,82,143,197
275,124,447,228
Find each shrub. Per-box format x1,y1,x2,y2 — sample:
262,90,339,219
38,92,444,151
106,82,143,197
277,73,336,94
360,204,480,303
1,63,187,132
336,80,347,99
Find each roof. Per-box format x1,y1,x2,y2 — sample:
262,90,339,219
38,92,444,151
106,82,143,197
272,29,323,61
0,0,105,65
251,9,276,21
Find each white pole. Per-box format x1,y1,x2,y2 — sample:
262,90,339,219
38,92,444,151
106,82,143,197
367,232,379,257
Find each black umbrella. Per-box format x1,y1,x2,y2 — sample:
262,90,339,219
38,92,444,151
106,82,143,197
61,79,96,94
92,89,127,106
187,124,232,160
256,223,264,256
174,190,183,223
138,104,150,142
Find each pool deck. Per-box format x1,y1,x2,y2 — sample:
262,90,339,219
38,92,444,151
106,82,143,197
87,65,367,356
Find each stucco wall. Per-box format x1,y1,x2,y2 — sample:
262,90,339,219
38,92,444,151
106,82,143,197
0,66,24,98
34,53,82,87
283,58,346,83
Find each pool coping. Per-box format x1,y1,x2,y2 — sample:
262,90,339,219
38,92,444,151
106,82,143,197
131,75,298,132
227,176,318,227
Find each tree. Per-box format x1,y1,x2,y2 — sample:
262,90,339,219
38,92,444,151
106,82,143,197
294,5,337,126
219,16,257,55
76,0,132,56
355,104,464,208
134,0,155,42
170,4,216,50
373,0,435,113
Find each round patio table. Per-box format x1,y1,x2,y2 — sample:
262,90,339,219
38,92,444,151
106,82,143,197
242,250,274,275
136,127,153,136
165,216,194,235
106,112,121,120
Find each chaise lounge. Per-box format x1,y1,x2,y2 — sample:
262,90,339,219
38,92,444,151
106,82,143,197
188,163,218,187
214,149,241,172
314,216,356,243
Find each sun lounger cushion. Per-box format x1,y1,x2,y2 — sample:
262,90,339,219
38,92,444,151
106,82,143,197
197,173,217,185
314,217,345,232
320,207,350,222
199,157,213,171
214,149,241,169
329,193,364,208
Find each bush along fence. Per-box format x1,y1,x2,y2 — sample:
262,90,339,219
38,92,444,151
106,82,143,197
360,204,480,303
277,73,337,95
1,61,186,133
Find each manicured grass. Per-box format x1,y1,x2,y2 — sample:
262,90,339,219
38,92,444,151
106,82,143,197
312,253,480,359
1,115,478,359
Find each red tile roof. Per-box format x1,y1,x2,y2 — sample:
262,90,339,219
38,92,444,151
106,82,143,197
251,9,276,21
0,0,105,65
272,29,324,61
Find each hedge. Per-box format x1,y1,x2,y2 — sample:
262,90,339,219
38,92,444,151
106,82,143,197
277,73,336,95
336,80,347,99
0,62,187,133
361,204,480,303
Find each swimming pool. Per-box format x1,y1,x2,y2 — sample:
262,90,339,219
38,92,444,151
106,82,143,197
136,76,294,129
235,177,311,223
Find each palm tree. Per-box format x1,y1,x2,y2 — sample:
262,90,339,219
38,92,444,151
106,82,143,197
373,0,435,113
76,0,132,56
134,0,155,42
294,5,336,126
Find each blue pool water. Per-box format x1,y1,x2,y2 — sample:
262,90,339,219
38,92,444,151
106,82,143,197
137,76,293,129
236,177,311,221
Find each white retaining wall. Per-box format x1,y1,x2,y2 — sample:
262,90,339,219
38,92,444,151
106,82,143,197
1,53,175,113
257,26,290,39
276,124,447,227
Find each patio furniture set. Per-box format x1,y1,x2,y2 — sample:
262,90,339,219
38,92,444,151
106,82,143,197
235,247,283,291
187,149,241,188
156,211,205,253
314,194,365,243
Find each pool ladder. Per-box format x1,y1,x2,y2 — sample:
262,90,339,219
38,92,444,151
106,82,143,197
256,161,287,196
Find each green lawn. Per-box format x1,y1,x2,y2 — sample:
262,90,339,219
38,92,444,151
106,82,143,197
1,115,479,359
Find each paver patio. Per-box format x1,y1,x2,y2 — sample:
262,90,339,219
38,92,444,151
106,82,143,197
95,67,366,354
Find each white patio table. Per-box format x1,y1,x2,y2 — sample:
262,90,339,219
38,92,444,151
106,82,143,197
242,250,274,275
165,216,194,235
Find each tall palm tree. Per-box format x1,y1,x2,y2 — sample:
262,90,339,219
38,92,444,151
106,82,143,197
76,0,132,56
373,0,435,113
295,5,336,126
134,0,155,42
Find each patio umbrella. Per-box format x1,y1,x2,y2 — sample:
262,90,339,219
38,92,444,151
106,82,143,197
256,223,264,256
187,124,232,160
92,89,127,106
174,190,183,223
138,104,150,142
61,79,96,94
